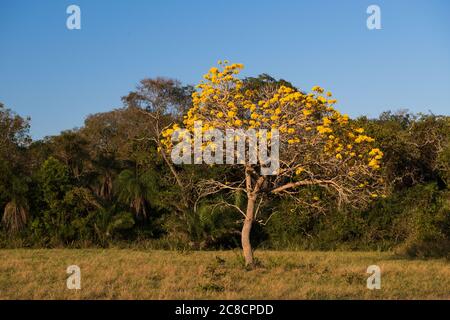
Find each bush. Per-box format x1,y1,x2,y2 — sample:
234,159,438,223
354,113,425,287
262,183,450,257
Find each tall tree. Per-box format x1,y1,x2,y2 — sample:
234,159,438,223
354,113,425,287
161,62,386,266
0,103,31,233
122,78,195,211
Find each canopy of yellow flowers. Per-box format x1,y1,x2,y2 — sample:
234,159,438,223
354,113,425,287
161,61,383,174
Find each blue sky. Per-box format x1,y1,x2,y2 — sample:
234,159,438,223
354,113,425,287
1,0,449,139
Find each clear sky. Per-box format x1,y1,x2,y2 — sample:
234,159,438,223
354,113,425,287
1,0,449,139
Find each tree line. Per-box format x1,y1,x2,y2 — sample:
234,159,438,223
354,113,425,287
0,73,449,258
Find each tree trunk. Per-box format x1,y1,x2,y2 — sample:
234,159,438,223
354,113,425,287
241,195,256,267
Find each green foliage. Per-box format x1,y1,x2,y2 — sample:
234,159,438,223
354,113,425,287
394,185,450,258
39,157,72,205
91,206,135,246
115,169,160,218
263,183,450,255
0,89,449,258
0,104,31,234
2,198,28,234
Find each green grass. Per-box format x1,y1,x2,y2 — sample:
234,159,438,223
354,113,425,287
0,249,448,299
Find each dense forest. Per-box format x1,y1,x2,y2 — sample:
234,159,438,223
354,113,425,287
1,74,449,258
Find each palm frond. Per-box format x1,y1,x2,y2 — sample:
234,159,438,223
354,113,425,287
2,199,28,233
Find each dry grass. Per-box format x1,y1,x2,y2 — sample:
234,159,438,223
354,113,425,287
0,249,448,299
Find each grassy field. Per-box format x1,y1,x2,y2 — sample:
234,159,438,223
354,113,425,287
0,249,448,299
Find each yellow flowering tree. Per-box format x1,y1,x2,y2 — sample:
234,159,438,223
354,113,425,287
161,61,385,266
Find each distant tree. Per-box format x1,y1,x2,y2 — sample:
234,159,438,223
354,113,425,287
49,130,89,180
39,157,72,205
90,153,119,200
122,78,194,195
82,107,153,160
0,103,31,159
115,169,159,218
360,111,450,190
1,175,29,234
0,103,31,233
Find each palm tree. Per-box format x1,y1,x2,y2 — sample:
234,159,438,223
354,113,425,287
2,197,28,234
91,154,119,200
115,169,159,218
1,174,29,234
